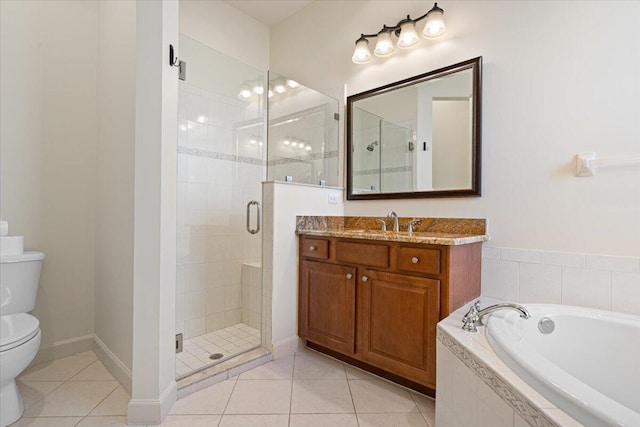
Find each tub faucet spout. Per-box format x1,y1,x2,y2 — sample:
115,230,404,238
462,301,530,332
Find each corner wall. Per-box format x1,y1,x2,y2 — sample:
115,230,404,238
0,0,98,351
95,0,137,388
270,1,640,257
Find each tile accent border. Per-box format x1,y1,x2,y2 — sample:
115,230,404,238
178,146,340,167
437,328,560,427
178,146,265,166
268,150,338,166
353,165,413,176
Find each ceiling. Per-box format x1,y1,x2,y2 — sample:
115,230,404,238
224,0,313,27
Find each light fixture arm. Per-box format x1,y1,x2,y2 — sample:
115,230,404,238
354,6,437,43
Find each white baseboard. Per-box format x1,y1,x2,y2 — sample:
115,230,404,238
31,334,94,366
127,381,177,425
272,336,303,358
93,334,132,394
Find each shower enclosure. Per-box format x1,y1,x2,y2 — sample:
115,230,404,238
174,36,339,380
352,107,414,193
267,72,340,187
175,35,266,378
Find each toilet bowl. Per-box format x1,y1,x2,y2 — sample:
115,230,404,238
0,314,41,427
0,243,45,427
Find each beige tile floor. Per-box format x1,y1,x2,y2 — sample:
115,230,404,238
15,348,435,427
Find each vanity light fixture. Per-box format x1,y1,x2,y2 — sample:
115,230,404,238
352,2,446,64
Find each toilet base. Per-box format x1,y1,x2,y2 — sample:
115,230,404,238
0,379,24,427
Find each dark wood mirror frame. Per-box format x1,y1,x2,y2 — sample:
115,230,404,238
346,57,482,200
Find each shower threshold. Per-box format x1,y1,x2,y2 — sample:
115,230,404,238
177,346,271,398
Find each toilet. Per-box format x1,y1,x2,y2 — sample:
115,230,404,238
0,225,45,427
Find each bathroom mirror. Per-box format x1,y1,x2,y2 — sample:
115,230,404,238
347,57,482,200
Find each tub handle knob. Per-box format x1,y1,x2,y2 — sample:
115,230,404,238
462,300,481,333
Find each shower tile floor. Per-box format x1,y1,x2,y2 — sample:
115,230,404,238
176,323,261,378
17,347,435,426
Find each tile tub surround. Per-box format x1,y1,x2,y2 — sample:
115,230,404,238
436,302,578,427
296,216,488,245
482,246,640,316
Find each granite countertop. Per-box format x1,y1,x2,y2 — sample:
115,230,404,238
296,216,489,246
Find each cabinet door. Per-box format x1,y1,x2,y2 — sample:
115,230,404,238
358,269,440,387
299,260,357,354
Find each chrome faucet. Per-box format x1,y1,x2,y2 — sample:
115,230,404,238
387,211,399,232
462,301,531,332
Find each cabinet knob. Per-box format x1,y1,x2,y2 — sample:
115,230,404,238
412,257,419,264
346,273,353,279
309,246,316,251
362,276,369,282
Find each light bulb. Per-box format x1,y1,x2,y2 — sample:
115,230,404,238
249,139,257,144
305,146,312,151
291,142,298,147
423,3,446,38
252,82,264,95
298,143,305,149
286,80,299,89
374,29,394,57
397,20,419,48
238,85,252,100
283,139,290,145
274,81,286,94
352,36,372,64
258,141,263,146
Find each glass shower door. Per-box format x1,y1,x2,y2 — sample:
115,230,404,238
175,35,265,379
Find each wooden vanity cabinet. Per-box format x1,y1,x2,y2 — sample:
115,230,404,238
358,269,440,387
298,235,481,395
299,260,356,354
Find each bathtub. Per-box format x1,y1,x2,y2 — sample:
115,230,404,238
486,304,640,427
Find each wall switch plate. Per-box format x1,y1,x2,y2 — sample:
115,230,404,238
328,194,338,204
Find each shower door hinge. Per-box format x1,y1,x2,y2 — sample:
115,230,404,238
169,44,186,81
334,113,340,121
175,333,183,354
178,61,186,81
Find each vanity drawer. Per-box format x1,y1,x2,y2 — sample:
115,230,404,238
335,241,389,268
397,247,440,275
301,238,329,260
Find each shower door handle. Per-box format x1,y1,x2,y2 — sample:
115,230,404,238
246,200,261,235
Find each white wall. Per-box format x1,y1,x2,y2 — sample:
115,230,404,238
129,1,179,424
262,182,344,355
94,0,136,379
0,0,98,348
271,1,640,257
179,0,270,70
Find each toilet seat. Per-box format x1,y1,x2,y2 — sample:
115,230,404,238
0,313,39,352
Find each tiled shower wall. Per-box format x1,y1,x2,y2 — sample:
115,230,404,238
482,246,640,316
176,83,264,339
241,262,262,330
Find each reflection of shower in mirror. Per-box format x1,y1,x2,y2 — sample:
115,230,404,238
366,141,379,151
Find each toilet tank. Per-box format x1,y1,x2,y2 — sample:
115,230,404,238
0,252,45,315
